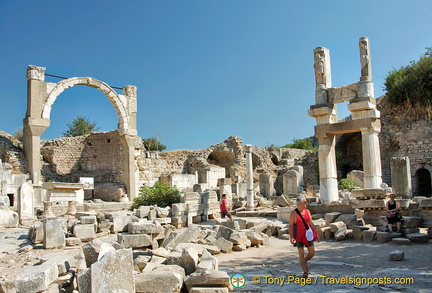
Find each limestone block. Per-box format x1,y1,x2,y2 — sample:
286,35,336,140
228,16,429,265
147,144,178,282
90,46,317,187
337,214,362,228
43,218,65,249
91,249,135,293
261,232,270,246
376,232,401,243
133,255,152,272
392,238,411,245
73,224,97,242
98,243,116,261
135,206,150,218
185,269,230,292
82,239,103,267
401,216,423,228
110,215,131,233
215,225,235,241
325,212,341,223
155,206,170,218
400,228,420,236
154,217,172,225
334,228,347,241
80,215,97,225
229,231,248,245
330,221,346,233
232,243,248,251
277,206,294,222
172,203,186,216
150,255,168,265
66,237,82,246
419,198,432,208
168,225,202,249
272,195,289,207
182,192,202,204
117,233,152,248
213,237,233,253
406,233,429,243
201,191,218,205
0,209,18,228
347,170,364,189
187,204,204,215
389,250,404,261
197,249,218,271
135,265,184,293
245,220,267,234
179,246,199,275
362,230,376,242
219,220,239,230
28,221,44,244
128,221,164,234
245,231,263,247
321,227,332,240
312,218,327,228
15,261,59,293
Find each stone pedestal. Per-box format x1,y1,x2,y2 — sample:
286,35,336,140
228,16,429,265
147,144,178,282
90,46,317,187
390,157,412,198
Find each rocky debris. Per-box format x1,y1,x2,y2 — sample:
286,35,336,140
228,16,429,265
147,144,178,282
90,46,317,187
389,250,404,261
406,233,429,243
392,237,411,245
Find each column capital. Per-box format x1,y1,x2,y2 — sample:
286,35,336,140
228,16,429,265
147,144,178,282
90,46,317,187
26,65,46,82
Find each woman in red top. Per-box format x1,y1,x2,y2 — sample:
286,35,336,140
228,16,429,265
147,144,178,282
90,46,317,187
289,196,319,278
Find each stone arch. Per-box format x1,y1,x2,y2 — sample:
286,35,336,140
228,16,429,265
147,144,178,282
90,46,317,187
42,77,129,130
206,149,235,178
23,65,138,201
413,164,432,196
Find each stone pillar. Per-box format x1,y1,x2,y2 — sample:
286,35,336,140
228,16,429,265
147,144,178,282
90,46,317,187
18,181,35,224
259,173,276,198
283,166,304,195
245,145,254,210
66,201,77,216
390,157,412,198
123,85,138,136
24,65,50,184
317,135,338,203
361,127,382,188
41,201,55,219
119,134,138,201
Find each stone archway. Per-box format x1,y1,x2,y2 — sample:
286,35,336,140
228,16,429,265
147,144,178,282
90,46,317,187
415,168,432,196
23,65,138,200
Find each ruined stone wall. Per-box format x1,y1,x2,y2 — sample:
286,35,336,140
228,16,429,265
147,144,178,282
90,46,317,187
0,131,27,174
378,97,432,189
40,131,123,183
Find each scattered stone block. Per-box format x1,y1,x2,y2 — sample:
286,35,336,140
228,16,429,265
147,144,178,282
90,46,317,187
80,215,97,225
77,268,91,293
392,238,411,245
111,215,131,233
117,233,152,248
184,269,230,292
406,233,429,243
128,221,164,234
154,217,172,225
321,227,332,240
312,218,327,228
229,231,248,245
355,208,365,219
215,225,235,240
213,237,233,253
190,288,229,293
133,255,152,272
91,249,135,293
325,212,341,223
73,224,97,242
330,221,346,233
98,243,116,261
179,247,199,275
135,206,150,218
28,221,44,244
65,237,82,246
376,232,401,243
43,218,65,249
273,196,289,207
135,265,185,293
197,249,218,270
82,239,103,267
362,230,376,242
389,250,404,261
15,261,59,293
336,214,362,228
401,216,423,228
334,228,347,241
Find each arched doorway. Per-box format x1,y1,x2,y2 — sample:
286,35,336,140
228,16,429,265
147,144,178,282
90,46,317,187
416,168,431,196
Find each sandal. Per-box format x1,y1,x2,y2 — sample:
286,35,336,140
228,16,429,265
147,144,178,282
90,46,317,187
302,272,309,278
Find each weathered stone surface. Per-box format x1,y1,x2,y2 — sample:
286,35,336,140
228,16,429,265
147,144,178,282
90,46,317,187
98,243,116,261
325,212,341,223
77,268,91,293
133,255,152,272
406,233,429,243
213,237,233,253
362,230,376,242
178,247,199,275
80,215,97,225
389,250,404,261
321,227,332,240
152,247,171,258
330,221,346,233
172,203,186,217
214,225,235,241
392,237,411,245
128,221,164,234
184,269,230,292
135,206,150,218
117,233,152,248
245,231,263,247
273,196,289,207
73,224,97,242
197,249,219,270
82,238,103,267
229,231,248,245
111,215,131,233
43,218,65,249
401,216,423,228
336,214,362,228
66,237,82,246
40,251,79,275
334,227,347,241
91,248,135,293
28,221,44,244
15,261,59,293
376,232,401,243
135,265,185,293
189,287,229,293
312,218,327,228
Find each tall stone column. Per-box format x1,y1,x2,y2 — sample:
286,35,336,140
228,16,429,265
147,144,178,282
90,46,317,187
390,157,412,198
361,127,382,188
317,135,338,203
245,145,254,210
120,134,138,201
313,47,331,105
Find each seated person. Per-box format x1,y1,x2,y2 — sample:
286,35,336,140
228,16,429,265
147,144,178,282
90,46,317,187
386,194,402,233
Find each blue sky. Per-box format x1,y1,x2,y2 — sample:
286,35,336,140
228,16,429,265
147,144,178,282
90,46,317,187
1,1,431,150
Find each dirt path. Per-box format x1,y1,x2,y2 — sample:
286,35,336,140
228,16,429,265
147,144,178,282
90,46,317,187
215,237,432,292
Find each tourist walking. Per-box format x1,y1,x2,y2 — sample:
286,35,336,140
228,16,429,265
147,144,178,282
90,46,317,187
289,195,319,278
220,194,234,221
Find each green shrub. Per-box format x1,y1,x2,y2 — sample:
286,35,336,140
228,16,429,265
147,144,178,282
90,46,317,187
339,178,359,191
130,182,181,210
282,136,317,150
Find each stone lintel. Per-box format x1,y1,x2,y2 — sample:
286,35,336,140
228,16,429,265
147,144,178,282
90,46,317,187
327,84,357,104
308,104,336,118
348,100,376,112
315,118,380,135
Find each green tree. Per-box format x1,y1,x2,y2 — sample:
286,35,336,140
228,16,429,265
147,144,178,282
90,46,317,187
339,178,359,191
130,181,181,209
142,137,166,151
62,116,100,137
282,136,317,150
384,48,432,106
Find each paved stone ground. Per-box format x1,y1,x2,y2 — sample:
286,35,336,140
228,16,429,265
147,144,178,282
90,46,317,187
1,224,432,293
216,236,432,293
